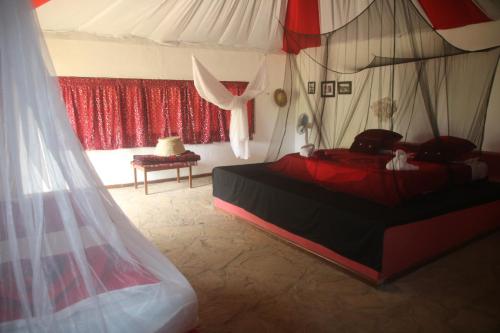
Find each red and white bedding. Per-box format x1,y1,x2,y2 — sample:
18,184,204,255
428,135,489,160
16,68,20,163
268,149,483,206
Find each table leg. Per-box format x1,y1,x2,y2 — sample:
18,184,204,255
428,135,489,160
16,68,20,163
133,167,137,189
176,168,180,183
189,165,192,188
144,169,148,195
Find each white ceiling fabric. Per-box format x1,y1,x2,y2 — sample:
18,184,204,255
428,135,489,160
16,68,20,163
37,0,288,52
36,0,377,52
36,0,500,52
318,0,373,33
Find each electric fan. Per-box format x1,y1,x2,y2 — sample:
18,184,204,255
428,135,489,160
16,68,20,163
297,113,314,157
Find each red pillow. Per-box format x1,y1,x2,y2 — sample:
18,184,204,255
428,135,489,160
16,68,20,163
350,129,403,154
415,136,476,163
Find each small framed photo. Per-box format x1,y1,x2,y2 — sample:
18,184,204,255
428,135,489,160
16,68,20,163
338,81,352,95
307,81,316,94
321,81,335,98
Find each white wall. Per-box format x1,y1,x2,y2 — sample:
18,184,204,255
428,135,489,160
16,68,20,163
44,37,286,185
443,21,500,153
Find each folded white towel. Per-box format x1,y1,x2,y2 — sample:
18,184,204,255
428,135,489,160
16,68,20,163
299,144,315,157
386,149,419,171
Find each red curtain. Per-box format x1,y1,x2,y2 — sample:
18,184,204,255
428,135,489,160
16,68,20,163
59,77,254,150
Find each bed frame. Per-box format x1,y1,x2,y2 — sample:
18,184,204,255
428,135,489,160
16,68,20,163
212,164,500,285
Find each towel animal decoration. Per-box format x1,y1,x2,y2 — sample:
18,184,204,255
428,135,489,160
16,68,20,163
386,149,419,171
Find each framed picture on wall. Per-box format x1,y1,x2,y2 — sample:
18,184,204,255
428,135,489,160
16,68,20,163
321,81,335,97
338,81,352,94
308,81,316,94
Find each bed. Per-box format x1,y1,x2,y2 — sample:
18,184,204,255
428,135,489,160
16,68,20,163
212,134,500,284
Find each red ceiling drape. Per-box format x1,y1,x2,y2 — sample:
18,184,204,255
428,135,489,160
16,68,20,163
59,77,254,150
281,0,492,54
282,0,321,54
418,0,491,29
32,0,50,8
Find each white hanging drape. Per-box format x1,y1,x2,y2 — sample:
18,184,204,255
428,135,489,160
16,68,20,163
192,56,267,159
0,1,197,332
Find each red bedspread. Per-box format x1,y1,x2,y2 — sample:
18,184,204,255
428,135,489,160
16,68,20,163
268,150,472,206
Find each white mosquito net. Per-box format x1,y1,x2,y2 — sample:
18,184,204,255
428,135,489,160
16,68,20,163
266,0,500,161
0,1,197,332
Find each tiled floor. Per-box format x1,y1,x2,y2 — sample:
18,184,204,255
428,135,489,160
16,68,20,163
109,177,500,333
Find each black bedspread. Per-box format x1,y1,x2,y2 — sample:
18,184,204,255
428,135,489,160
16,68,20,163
213,163,500,271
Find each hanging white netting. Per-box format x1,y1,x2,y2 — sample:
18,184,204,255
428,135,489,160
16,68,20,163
266,0,500,161
0,1,197,332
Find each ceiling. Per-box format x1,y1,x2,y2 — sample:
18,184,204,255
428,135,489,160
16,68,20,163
35,0,500,53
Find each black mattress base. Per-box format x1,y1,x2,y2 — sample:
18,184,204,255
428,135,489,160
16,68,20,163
212,163,500,272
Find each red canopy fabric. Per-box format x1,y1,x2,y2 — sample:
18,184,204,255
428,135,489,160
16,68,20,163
282,0,321,54
281,0,493,54
32,0,50,8
418,0,491,29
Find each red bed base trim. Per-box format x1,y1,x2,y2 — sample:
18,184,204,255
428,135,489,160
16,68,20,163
214,197,500,284
382,200,500,279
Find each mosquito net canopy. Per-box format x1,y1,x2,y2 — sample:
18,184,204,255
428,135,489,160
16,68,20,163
266,0,499,161
0,1,197,332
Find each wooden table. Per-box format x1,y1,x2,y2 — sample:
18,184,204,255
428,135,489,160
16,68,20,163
132,160,198,195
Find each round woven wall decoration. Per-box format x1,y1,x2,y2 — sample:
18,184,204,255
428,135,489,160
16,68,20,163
273,89,288,107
